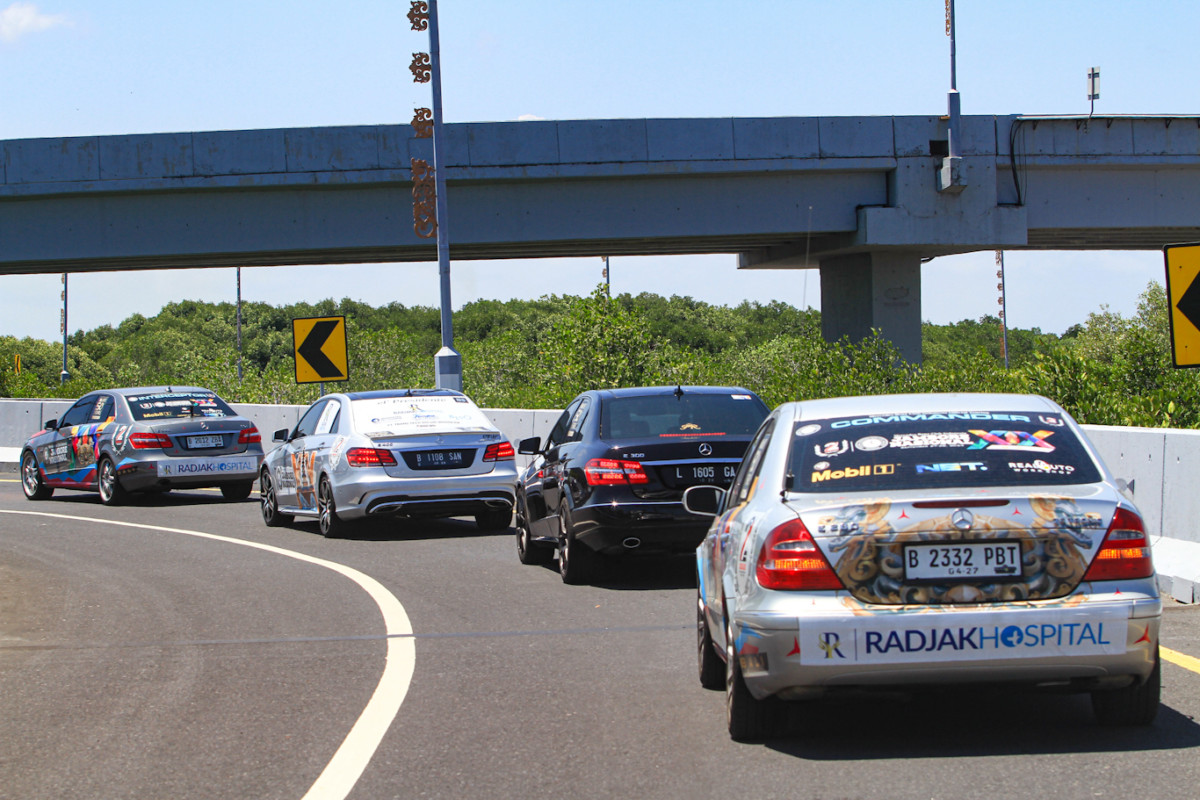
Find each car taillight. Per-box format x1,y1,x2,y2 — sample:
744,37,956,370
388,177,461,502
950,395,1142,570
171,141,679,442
1083,507,1154,581
483,441,515,462
346,448,398,467
129,432,173,449
238,426,261,445
756,519,844,591
584,458,650,486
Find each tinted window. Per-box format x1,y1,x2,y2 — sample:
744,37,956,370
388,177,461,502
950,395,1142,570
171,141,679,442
566,398,591,442
546,400,581,448
127,391,235,421
788,409,1102,493
729,418,776,507
59,397,94,427
294,400,330,438
90,395,115,422
602,393,766,440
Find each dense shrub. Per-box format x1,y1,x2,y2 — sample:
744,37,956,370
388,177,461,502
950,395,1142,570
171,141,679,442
4,282,1196,428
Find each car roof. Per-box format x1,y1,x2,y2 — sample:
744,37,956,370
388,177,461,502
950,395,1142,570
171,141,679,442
111,386,217,396
590,385,756,400
784,392,1065,419
343,389,465,401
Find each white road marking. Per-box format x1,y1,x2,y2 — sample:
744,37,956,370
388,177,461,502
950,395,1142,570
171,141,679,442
0,509,414,800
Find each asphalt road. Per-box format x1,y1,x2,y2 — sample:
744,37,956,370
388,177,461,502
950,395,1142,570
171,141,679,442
2,477,1200,800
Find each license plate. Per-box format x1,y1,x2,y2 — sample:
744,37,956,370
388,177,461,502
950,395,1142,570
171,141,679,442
672,463,738,484
904,541,1023,581
185,434,223,449
412,449,466,469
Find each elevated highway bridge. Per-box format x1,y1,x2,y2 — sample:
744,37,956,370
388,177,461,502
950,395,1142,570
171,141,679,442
2,114,1198,361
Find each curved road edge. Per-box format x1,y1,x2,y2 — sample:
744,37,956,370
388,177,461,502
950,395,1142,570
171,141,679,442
0,508,415,800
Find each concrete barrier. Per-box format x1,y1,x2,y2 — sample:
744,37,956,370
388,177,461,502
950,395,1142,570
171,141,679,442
2,399,1195,602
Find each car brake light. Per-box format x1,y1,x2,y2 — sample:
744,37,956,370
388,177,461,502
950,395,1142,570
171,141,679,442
483,441,515,462
346,448,398,467
129,432,173,449
584,458,650,486
1083,507,1154,581
238,426,261,445
756,519,844,591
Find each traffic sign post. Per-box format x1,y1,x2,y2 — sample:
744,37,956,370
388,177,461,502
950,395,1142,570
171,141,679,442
293,316,349,384
1164,243,1200,368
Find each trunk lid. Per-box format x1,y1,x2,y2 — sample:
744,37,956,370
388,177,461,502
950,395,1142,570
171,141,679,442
796,489,1117,604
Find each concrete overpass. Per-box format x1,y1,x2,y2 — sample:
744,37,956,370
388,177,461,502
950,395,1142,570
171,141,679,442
2,114,1198,361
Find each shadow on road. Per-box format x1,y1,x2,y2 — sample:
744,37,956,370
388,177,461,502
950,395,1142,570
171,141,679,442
760,687,1200,758
524,552,697,590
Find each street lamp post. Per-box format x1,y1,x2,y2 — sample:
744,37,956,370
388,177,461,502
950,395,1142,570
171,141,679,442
59,273,70,384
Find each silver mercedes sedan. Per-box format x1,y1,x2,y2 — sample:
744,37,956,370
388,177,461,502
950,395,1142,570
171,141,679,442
259,389,518,537
688,393,1161,740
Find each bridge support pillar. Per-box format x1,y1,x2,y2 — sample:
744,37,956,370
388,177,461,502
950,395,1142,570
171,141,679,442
819,251,922,364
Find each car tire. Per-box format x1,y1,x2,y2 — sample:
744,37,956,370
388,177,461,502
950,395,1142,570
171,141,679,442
1092,649,1161,726
20,450,53,500
516,494,553,565
317,476,345,538
475,505,512,532
725,610,782,741
259,469,293,528
220,481,254,501
97,457,128,506
557,501,594,585
698,586,724,690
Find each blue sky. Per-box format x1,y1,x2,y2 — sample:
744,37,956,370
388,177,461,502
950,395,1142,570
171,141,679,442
2,0,1195,342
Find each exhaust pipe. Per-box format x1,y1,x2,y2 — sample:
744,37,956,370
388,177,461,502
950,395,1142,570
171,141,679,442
622,537,641,549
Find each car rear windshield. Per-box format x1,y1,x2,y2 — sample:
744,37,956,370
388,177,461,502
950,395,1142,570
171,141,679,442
126,391,236,421
351,394,495,437
788,409,1102,492
602,392,766,439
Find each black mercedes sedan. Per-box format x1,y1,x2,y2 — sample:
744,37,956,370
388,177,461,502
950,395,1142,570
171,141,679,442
514,385,769,583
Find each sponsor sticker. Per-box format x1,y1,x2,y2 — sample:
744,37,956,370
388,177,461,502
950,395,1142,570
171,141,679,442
796,423,822,437
798,605,1127,665
810,464,896,483
915,462,988,473
1008,460,1075,475
968,430,1055,452
157,456,258,478
832,412,1032,429
855,435,889,451
890,432,973,449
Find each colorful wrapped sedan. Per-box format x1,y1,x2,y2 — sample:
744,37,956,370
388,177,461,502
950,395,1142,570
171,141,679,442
688,393,1161,740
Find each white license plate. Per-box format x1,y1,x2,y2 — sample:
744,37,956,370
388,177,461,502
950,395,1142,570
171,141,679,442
186,434,224,449
904,541,1022,581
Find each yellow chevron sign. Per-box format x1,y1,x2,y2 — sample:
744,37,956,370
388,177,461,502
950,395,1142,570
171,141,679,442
292,316,348,383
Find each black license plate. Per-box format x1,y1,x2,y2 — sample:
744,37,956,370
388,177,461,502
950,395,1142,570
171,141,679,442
410,449,470,470
670,463,738,486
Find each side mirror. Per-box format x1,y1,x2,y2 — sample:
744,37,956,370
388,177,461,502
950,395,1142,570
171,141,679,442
43,418,58,430
273,428,290,443
683,485,726,517
518,436,541,455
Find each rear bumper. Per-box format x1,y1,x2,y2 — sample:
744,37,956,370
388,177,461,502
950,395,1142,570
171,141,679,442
572,499,710,555
116,455,261,491
332,466,517,520
729,593,1162,700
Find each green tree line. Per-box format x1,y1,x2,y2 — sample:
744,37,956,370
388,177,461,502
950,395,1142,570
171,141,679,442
2,282,1195,428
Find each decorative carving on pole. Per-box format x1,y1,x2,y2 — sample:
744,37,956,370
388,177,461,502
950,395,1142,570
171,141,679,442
408,1,429,31
411,108,433,138
411,158,437,238
410,52,432,83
